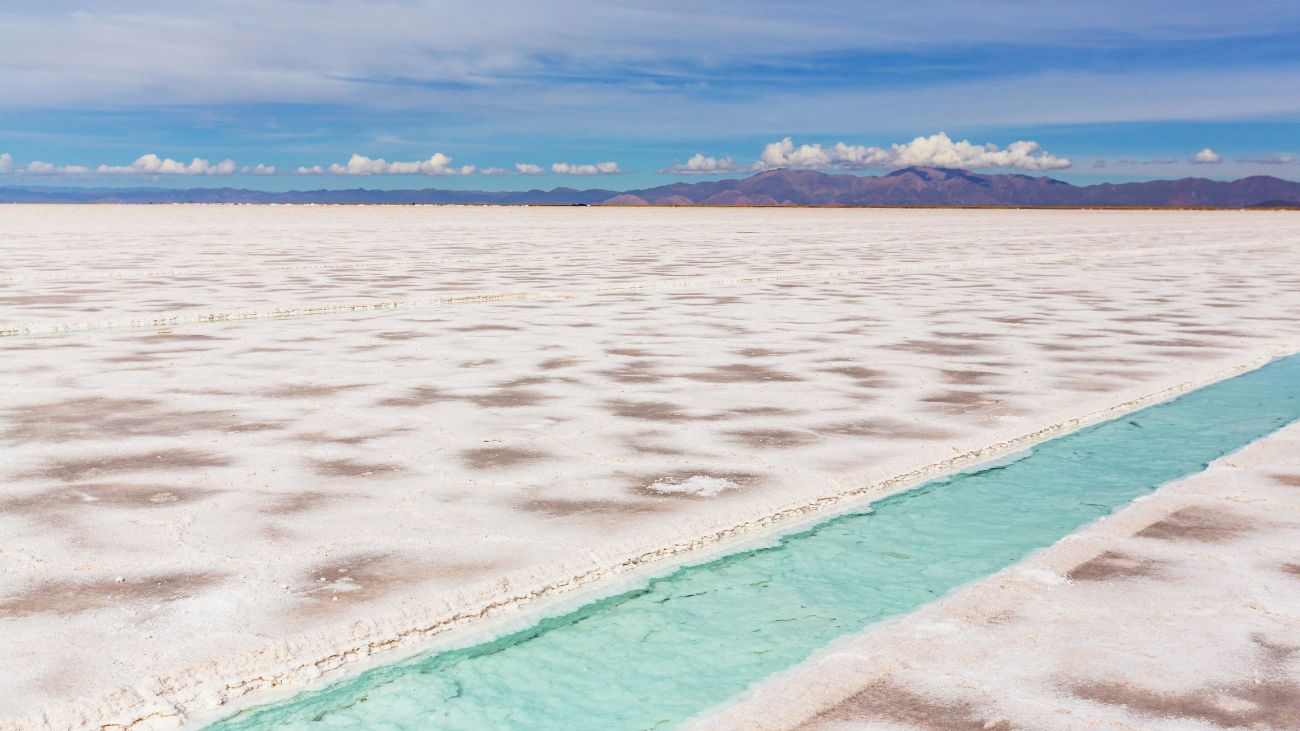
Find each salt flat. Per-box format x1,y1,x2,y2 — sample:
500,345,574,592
1,206,1299,729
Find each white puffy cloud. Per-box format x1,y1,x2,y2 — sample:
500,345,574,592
661,153,747,175
95,154,239,175
26,160,91,174
1191,148,1222,164
751,133,1070,172
756,138,893,170
757,138,827,169
894,133,1070,171
309,153,470,175
479,163,546,176
2,154,274,176
827,142,894,168
551,161,621,175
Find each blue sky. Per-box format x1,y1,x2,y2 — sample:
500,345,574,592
1,1,1298,190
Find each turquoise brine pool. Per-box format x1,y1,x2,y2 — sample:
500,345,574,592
210,354,1300,731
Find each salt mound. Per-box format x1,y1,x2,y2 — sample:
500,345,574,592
648,475,737,497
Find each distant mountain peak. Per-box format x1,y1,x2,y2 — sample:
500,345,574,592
886,166,985,181
751,168,824,179
886,165,945,175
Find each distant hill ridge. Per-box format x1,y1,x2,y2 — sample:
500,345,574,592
3,166,1298,207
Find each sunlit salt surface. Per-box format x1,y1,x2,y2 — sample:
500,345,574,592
208,353,1300,731
7,208,1300,726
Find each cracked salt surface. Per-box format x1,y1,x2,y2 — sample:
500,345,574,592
1,206,1299,729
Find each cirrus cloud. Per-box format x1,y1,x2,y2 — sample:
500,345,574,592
1240,153,1295,165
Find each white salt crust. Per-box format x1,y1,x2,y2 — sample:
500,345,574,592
1,206,1298,730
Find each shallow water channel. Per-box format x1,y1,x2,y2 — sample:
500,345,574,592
209,354,1300,731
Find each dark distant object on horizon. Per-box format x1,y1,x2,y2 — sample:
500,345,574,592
3,167,1299,208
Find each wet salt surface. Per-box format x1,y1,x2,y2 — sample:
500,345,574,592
1,207,1299,727
204,353,1300,730
699,424,1300,731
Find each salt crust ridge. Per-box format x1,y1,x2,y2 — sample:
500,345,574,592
0,239,1271,338
8,344,1297,731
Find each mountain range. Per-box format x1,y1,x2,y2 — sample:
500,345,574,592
2,167,1298,207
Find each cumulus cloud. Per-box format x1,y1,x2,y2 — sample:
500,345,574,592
95,154,239,175
1191,148,1222,164
682,133,1073,173
757,138,892,170
18,155,217,175
551,161,621,175
2,153,275,176
661,153,747,175
26,160,91,174
479,163,546,176
305,153,472,175
894,133,1070,170
752,133,1070,172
